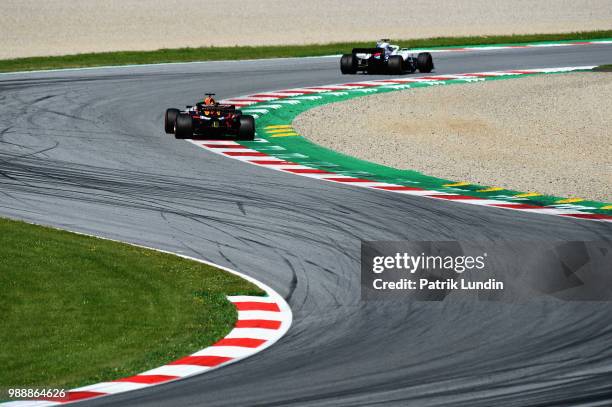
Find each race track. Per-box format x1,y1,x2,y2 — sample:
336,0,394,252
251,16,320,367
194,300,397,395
1,44,612,406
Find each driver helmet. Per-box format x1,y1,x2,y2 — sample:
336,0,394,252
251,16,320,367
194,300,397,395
376,39,390,49
204,95,216,106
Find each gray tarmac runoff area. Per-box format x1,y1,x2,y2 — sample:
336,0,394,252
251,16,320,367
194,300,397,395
1,44,612,406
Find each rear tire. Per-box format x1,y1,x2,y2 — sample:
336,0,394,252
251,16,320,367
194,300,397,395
387,55,404,74
340,54,357,74
164,108,179,134
237,115,255,141
174,114,193,139
417,52,434,73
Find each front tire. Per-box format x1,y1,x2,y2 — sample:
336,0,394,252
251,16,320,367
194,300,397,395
237,115,255,140
164,108,179,134
174,114,193,139
387,55,404,74
340,54,357,74
417,52,434,73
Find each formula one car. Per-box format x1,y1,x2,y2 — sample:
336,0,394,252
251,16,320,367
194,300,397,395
340,39,434,75
164,94,255,140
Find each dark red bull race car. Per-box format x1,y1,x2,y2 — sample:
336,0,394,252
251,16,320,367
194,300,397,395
164,94,255,140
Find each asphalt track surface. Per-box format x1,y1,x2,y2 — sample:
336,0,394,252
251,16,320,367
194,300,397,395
1,44,612,406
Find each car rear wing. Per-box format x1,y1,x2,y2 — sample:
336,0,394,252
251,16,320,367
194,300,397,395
193,104,237,111
351,47,385,56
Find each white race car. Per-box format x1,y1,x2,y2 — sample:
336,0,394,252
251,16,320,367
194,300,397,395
340,39,434,75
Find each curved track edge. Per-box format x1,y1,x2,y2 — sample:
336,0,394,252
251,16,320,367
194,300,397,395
201,65,611,222
2,226,292,407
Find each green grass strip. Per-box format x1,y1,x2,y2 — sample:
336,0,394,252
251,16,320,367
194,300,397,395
0,217,264,393
594,64,612,72
1,30,611,73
